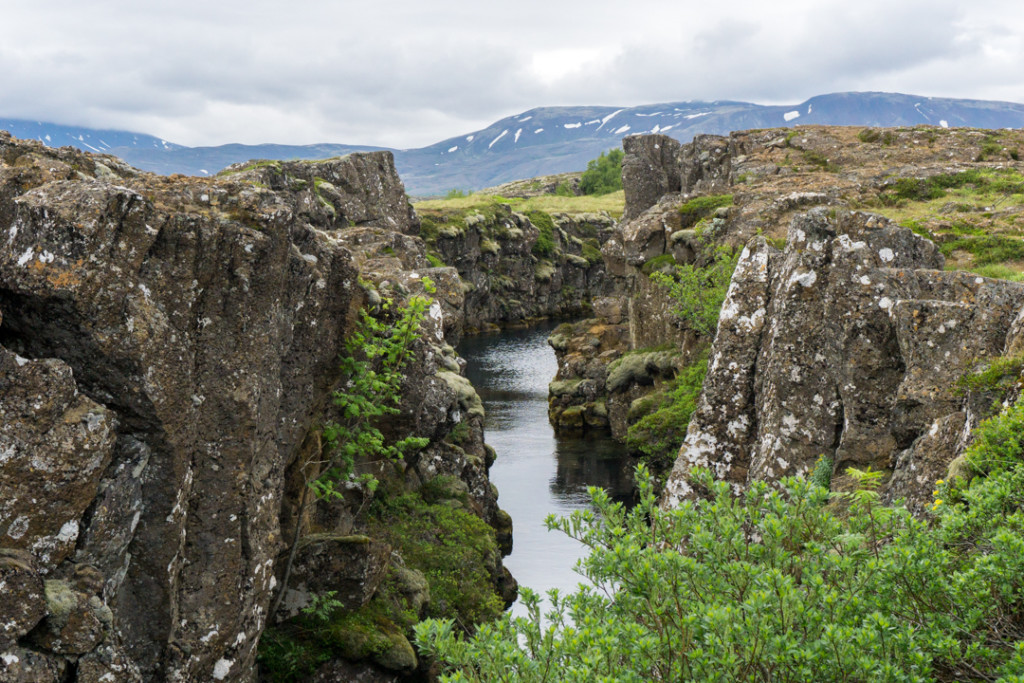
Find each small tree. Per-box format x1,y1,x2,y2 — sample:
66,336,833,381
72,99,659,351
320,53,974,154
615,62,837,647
269,287,431,620
579,149,624,196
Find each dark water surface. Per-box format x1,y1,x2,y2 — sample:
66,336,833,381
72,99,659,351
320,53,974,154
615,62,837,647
458,322,633,616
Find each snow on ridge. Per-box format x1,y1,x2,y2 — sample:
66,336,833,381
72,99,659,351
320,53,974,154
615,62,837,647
466,135,475,142
519,115,533,122
448,145,458,153
514,128,522,143
684,112,710,120
613,124,631,135
534,128,544,134
807,104,813,114
564,122,582,129
586,119,600,125
488,130,508,149
635,111,664,117
596,108,625,131
783,110,800,122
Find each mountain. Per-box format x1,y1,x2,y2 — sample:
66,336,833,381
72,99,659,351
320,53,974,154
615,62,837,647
0,118,183,155
4,92,1024,196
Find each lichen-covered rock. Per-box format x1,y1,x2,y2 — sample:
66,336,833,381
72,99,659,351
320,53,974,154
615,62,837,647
0,347,115,569
75,643,142,683
29,581,109,656
277,535,392,619
421,204,619,332
622,135,682,221
661,208,1024,511
0,645,66,682
0,550,46,649
310,658,403,683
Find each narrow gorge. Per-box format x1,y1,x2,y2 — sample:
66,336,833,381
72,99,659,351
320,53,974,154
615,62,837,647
3,121,1024,681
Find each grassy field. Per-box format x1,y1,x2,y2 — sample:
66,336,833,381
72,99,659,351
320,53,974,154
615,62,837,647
414,190,625,219
867,167,1024,280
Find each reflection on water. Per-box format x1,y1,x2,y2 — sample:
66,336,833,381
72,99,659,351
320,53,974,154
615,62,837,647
458,322,634,615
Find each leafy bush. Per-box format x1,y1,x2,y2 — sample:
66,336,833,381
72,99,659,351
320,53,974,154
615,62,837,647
554,181,575,197
316,293,431,500
651,243,738,338
625,353,708,472
417,396,1024,682
579,149,624,196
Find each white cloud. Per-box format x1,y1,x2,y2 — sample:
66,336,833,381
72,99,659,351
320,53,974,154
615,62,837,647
0,0,1022,148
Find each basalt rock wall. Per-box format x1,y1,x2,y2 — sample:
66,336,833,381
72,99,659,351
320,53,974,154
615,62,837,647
0,133,508,682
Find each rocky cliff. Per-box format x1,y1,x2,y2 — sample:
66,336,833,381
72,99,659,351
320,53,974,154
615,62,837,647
0,133,510,682
584,125,1024,513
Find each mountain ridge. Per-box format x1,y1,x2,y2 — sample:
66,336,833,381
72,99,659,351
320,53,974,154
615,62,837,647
4,91,1024,195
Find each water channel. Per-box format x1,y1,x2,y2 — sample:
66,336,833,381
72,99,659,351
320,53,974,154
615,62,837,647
457,322,634,617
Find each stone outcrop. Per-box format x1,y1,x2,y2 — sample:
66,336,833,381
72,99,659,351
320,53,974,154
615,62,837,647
661,208,1024,513
0,132,511,682
419,204,619,333
562,124,1024,502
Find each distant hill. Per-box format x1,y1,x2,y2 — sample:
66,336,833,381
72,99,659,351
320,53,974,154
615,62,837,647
4,92,1024,196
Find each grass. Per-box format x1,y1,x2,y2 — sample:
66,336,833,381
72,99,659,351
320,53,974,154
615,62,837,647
867,167,1024,281
414,191,625,219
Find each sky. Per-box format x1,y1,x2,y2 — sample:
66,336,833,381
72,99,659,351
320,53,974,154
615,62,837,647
2,0,1024,149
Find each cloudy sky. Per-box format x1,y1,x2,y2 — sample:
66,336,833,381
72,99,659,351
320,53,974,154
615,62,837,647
2,0,1023,149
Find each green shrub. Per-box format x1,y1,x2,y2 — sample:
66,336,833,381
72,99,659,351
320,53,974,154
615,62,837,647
418,397,1024,682
626,353,708,472
579,149,624,196
554,181,575,197
858,128,882,143
651,243,738,338
445,189,469,199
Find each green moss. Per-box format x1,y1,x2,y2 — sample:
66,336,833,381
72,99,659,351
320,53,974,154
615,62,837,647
426,252,447,268
444,421,471,445
581,239,603,265
258,580,420,683
369,491,504,626
956,354,1024,401
641,253,677,275
677,194,733,228
528,210,557,256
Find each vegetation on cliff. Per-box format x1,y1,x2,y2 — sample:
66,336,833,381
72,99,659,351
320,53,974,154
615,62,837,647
417,399,1024,682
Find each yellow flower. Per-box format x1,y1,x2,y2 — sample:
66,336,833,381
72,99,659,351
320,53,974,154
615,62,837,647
934,499,943,507
935,479,944,485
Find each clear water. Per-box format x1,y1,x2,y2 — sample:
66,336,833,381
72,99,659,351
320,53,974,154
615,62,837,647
458,323,634,617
